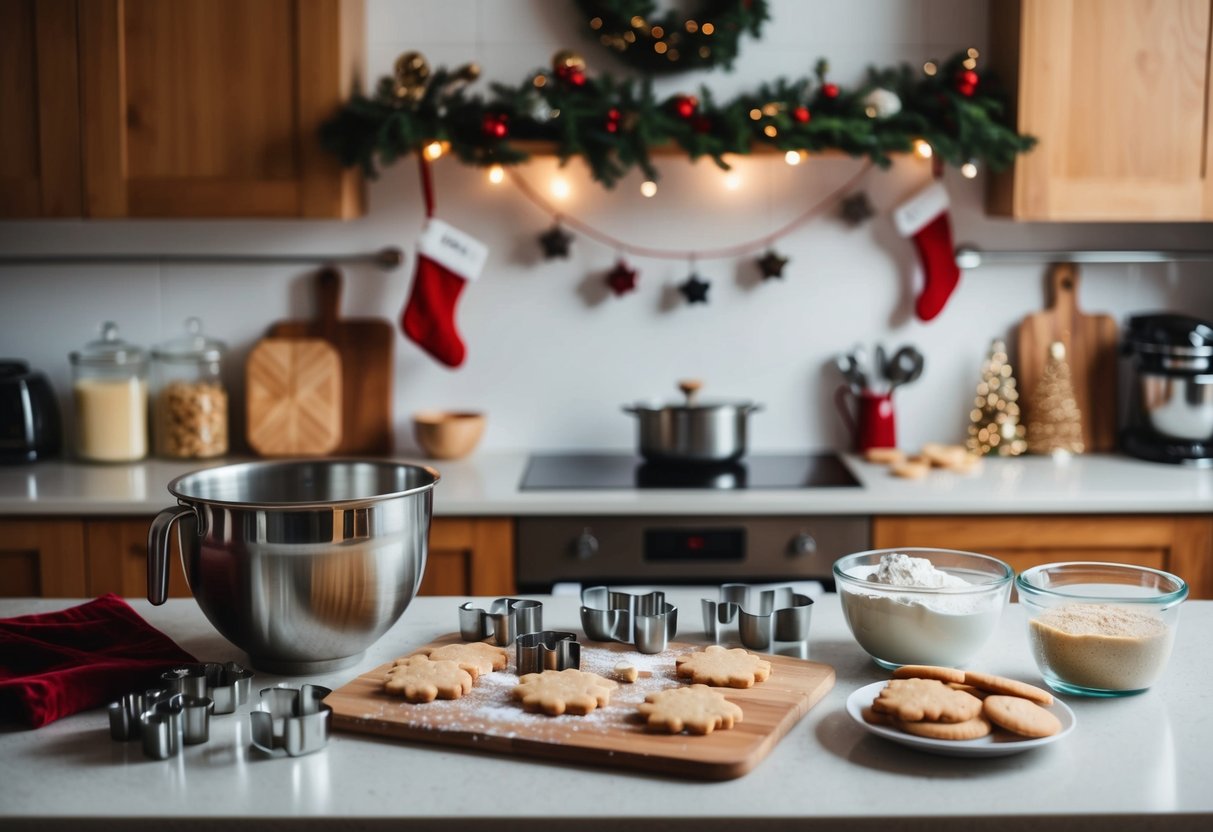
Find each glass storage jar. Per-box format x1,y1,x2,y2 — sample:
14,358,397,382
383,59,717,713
70,322,149,462
152,317,229,459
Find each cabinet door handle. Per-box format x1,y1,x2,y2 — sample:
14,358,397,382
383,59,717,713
147,505,194,605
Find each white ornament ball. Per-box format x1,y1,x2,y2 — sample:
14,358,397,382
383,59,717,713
862,88,902,118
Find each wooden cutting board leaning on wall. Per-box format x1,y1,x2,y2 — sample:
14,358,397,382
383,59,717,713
246,337,342,456
269,268,395,454
1016,264,1119,452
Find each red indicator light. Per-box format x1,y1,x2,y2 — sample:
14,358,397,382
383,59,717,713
686,535,706,551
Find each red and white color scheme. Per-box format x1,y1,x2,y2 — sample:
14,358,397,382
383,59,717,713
893,181,960,322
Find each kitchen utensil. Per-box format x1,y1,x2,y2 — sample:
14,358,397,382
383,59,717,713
887,346,925,391
161,665,208,698
701,584,814,651
874,345,889,388
458,598,543,646
147,459,439,674
108,691,154,741
623,379,762,464
580,586,678,654
245,337,342,457
1017,264,1118,451
269,268,394,455
140,695,184,760
1121,313,1213,465
151,318,228,459
326,634,836,780
515,630,581,674
250,685,332,757
0,359,61,463
834,354,863,394
413,410,485,459
70,322,148,462
845,682,1077,758
834,387,896,452
203,662,254,714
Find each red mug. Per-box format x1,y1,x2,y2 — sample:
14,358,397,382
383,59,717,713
835,386,896,452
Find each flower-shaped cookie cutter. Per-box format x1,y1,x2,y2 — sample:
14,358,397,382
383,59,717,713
458,597,543,646
161,661,254,714
515,630,580,675
580,586,677,654
139,693,214,759
701,583,814,651
250,685,332,757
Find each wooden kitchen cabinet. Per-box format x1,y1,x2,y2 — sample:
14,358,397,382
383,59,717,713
419,518,516,597
989,0,1213,220
873,515,1213,599
0,0,365,219
0,519,87,596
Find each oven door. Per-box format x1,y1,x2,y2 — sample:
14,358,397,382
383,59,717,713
516,515,869,592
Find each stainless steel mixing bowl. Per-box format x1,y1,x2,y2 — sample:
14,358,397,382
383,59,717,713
148,459,439,674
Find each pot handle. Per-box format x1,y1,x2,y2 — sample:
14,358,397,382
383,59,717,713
147,505,194,606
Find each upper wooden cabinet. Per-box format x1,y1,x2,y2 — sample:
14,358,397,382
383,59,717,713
989,0,1213,221
0,0,365,219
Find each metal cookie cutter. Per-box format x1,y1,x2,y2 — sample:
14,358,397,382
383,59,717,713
250,685,332,757
161,661,253,715
701,583,814,651
139,694,214,759
515,631,580,675
108,689,166,741
580,586,678,654
458,597,543,646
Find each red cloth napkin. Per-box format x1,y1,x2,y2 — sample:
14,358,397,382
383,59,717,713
0,594,198,728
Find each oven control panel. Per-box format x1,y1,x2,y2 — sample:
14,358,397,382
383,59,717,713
517,515,869,590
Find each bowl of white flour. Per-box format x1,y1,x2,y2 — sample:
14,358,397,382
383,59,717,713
1016,562,1187,697
833,549,1014,669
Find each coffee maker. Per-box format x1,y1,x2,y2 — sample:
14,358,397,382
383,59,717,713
1121,314,1213,466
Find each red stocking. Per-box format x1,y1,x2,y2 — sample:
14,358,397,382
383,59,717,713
893,182,960,322
401,159,487,368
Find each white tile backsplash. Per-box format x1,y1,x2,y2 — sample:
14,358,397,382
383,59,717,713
2,0,1212,457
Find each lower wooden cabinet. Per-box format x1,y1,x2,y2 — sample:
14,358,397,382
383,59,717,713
0,516,516,599
872,515,1213,599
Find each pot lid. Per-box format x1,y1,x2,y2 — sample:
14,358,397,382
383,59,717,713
70,322,147,368
628,379,758,412
153,317,226,363
1126,313,1213,356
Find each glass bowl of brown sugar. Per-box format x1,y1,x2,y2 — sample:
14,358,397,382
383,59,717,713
1016,562,1188,697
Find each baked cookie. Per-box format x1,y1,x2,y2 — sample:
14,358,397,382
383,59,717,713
416,642,510,680
512,668,618,716
383,655,473,703
864,447,905,465
895,714,992,741
983,695,1061,738
963,670,1054,706
872,678,982,723
891,665,966,685
890,460,930,480
675,645,771,689
638,684,743,736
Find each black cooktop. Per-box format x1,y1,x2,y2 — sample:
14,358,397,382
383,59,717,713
519,452,861,490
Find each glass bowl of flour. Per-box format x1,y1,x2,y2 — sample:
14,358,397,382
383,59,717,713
1016,562,1187,697
833,549,1014,669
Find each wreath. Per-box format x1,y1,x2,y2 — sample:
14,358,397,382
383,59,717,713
575,0,769,74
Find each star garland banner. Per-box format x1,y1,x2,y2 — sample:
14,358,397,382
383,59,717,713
576,0,770,74
321,48,1035,188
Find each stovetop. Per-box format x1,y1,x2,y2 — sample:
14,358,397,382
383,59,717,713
519,452,861,490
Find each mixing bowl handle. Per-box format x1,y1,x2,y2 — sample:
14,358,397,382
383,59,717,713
148,505,194,606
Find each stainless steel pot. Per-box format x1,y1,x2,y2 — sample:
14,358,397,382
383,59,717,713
148,459,439,674
623,380,762,463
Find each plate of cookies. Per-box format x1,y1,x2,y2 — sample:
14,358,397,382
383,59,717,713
845,665,1076,758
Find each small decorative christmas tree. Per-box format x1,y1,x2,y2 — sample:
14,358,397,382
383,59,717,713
967,340,1028,457
1027,341,1085,456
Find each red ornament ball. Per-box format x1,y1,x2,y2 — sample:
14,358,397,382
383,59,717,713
482,113,509,139
792,106,811,124
673,95,699,119
956,69,979,97
568,69,587,87
822,83,839,99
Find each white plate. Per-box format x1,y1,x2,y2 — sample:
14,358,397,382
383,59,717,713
845,681,1077,758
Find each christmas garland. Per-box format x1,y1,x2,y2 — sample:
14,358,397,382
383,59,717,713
321,49,1035,188
575,0,769,73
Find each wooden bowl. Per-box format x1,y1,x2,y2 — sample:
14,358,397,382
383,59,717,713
412,411,485,460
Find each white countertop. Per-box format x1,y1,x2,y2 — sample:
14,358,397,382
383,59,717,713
0,451,1210,516
1,592,1209,831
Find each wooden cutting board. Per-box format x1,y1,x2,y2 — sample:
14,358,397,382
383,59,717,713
269,268,394,455
1016,264,1119,451
327,635,835,781
245,337,342,456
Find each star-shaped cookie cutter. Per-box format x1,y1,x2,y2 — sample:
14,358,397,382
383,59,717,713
580,586,678,654
515,630,580,675
458,597,543,646
250,684,332,757
701,583,814,651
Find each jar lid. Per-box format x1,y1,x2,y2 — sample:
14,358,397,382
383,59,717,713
70,322,147,368
152,317,226,363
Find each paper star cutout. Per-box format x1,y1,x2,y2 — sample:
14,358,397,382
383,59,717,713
538,224,573,259
606,260,638,296
679,273,710,304
757,250,789,280
840,192,875,226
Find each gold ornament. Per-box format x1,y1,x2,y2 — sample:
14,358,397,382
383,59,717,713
393,51,430,103
1026,341,1085,456
451,62,481,84
552,49,587,74
966,340,1027,457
